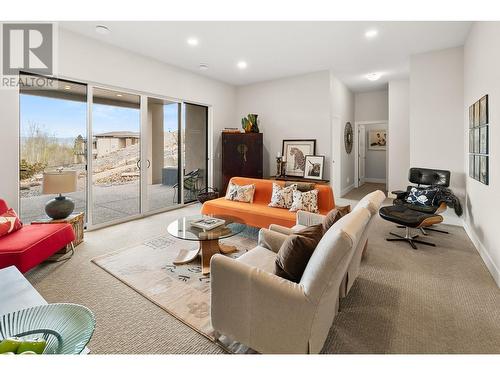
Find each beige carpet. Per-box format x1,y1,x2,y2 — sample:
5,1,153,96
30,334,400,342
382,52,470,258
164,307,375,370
91,230,257,344
25,203,500,354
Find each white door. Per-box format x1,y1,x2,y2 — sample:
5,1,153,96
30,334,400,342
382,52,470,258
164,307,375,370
358,125,366,186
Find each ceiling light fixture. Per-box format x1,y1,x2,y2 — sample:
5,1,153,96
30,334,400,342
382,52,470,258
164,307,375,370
116,94,123,97
187,37,199,46
95,25,110,35
64,85,71,90
237,61,248,69
366,72,382,81
199,63,209,71
365,29,378,39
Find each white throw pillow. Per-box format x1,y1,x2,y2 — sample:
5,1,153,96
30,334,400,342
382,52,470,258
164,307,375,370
289,189,319,213
268,183,297,209
225,182,256,203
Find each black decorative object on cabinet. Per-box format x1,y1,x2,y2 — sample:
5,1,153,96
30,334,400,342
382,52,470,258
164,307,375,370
222,133,263,193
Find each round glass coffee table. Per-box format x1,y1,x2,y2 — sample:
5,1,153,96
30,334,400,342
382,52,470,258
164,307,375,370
167,215,245,275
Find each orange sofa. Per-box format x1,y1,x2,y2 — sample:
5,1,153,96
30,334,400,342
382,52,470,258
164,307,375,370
201,177,335,229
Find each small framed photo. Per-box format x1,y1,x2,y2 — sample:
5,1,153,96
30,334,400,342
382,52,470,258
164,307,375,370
479,95,488,126
479,155,489,185
304,155,325,180
474,101,480,127
469,105,474,129
469,154,474,178
479,125,488,154
474,154,480,181
474,127,480,153
282,139,316,177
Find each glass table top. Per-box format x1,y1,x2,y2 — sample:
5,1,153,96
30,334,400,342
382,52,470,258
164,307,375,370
167,215,246,241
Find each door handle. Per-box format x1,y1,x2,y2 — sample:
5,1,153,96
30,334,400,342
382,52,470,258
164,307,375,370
147,159,151,168
136,159,141,170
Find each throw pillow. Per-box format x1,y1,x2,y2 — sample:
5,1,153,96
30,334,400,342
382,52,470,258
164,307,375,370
268,183,297,209
406,187,437,206
275,224,324,283
322,205,351,233
0,208,23,238
225,182,256,203
289,189,319,213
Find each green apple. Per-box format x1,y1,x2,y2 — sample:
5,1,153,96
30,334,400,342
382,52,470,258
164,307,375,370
19,351,37,355
0,337,22,354
16,338,47,354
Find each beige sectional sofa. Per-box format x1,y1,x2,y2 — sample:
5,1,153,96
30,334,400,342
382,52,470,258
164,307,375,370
210,190,386,354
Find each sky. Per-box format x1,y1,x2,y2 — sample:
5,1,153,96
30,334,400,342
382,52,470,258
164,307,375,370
20,94,179,139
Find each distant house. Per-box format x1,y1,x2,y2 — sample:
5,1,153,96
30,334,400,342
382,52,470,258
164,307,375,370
93,131,139,159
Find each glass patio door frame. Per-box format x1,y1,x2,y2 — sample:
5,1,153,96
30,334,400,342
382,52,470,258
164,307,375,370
85,84,213,231
140,95,184,216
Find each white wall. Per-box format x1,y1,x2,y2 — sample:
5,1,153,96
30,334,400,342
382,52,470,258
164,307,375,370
355,90,388,122
331,74,355,195
235,71,331,178
463,22,500,286
0,28,236,210
409,47,465,225
388,80,410,193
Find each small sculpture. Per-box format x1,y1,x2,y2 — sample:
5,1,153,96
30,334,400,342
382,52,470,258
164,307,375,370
241,114,259,133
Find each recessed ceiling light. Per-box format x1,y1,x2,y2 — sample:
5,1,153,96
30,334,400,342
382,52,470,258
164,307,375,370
199,63,209,71
95,25,110,35
116,94,123,97
237,61,248,69
365,29,378,39
64,85,71,90
366,72,382,81
187,37,199,46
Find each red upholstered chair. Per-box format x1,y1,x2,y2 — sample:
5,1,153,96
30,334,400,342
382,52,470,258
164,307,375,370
0,199,75,273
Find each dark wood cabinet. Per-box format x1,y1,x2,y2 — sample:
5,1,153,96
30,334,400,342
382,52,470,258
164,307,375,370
222,133,263,192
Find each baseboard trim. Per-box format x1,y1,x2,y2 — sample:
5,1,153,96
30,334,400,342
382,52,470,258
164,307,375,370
463,222,500,288
341,184,355,197
364,178,386,184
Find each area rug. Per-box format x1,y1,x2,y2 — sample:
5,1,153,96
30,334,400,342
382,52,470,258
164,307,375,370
91,225,259,352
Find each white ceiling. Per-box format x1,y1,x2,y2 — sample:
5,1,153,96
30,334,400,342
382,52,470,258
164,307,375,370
60,21,472,92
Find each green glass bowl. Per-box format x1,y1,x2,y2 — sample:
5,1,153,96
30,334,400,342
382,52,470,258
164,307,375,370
0,303,95,354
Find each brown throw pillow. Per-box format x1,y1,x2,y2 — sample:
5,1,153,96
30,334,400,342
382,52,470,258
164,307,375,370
322,205,351,233
275,224,324,283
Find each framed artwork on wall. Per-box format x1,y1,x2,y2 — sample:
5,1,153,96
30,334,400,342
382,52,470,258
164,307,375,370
304,155,325,180
474,155,480,181
367,129,387,150
469,129,474,153
479,95,488,126
473,127,480,153
479,126,489,154
479,155,489,185
474,101,480,127
468,95,490,185
282,139,316,177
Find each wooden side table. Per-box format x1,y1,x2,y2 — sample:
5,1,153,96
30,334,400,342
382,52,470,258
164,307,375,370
31,212,84,254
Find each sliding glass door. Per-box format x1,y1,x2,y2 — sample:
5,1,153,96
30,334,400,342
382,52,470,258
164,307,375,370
19,75,88,223
19,75,210,228
91,88,141,225
145,98,181,212
183,103,208,203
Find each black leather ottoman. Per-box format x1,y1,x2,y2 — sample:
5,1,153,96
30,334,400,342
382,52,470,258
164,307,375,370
379,205,443,249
